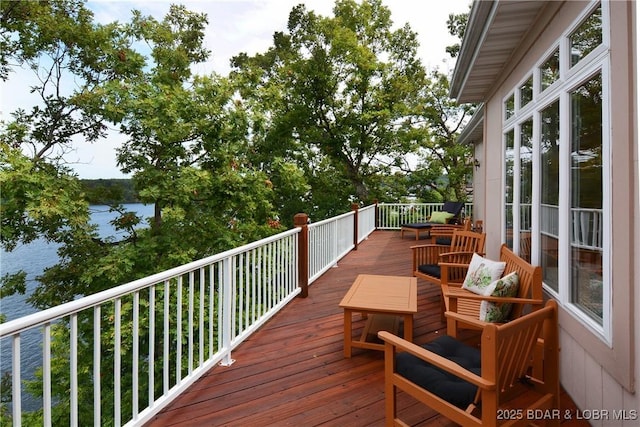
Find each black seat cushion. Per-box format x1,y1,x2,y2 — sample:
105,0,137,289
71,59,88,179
396,335,480,409
435,237,452,246
401,223,433,229
417,264,440,278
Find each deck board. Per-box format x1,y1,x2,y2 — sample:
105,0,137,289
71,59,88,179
145,230,586,427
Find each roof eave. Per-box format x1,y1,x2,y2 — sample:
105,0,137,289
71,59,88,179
449,1,498,102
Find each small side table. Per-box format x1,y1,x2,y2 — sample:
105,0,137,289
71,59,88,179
339,274,417,358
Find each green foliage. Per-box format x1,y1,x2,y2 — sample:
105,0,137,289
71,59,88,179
231,0,430,210
410,70,474,202
446,5,471,58
81,179,139,204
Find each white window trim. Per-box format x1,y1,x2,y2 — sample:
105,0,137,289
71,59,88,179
501,0,612,344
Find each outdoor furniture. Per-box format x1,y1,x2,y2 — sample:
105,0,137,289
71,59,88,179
339,274,417,358
378,300,560,427
400,201,466,240
411,230,486,286
442,244,544,338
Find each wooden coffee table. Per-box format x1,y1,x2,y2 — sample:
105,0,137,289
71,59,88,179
339,274,417,357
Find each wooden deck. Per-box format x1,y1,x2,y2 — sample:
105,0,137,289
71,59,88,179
146,230,587,427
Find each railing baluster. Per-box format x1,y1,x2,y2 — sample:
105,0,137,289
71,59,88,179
199,268,205,367
132,291,139,421
149,285,155,408
209,265,215,357
70,313,78,427
238,253,245,334
12,334,21,425
251,249,257,323
43,323,51,427
114,298,121,427
176,276,182,383
93,308,100,426
188,271,194,375
163,280,170,395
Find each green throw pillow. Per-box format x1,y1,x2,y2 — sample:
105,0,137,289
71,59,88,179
479,272,520,322
430,211,455,224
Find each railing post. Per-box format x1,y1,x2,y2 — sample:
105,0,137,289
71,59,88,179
294,213,309,298
351,203,359,250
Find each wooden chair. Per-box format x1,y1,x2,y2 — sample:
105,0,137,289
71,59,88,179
442,244,544,338
411,229,486,286
378,300,560,427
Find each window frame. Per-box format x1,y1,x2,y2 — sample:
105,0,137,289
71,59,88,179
501,0,612,343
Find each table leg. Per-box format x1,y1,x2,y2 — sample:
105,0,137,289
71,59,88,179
403,314,414,342
344,309,352,358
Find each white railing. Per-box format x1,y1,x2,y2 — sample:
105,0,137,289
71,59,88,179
571,207,603,250
376,203,473,229
357,204,376,243
0,229,300,427
540,204,603,250
308,211,355,284
0,204,379,426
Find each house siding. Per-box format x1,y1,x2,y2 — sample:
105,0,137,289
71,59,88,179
475,1,638,424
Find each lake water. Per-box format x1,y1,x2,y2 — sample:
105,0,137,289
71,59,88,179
0,203,154,411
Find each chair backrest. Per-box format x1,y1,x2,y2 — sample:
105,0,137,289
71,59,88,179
481,300,559,411
429,219,472,244
441,201,465,224
449,230,486,254
499,244,543,319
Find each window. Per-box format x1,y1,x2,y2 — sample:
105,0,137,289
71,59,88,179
519,76,533,108
502,2,608,337
504,130,514,251
519,119,533,262
570,73,603,323
505,94,515,120
570,4,602,67
540,49,560,91
540,100,560,292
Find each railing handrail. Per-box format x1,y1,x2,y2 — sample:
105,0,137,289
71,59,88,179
0,227,300,338
307,210,354,228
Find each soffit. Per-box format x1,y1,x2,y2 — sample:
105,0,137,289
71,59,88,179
450,1,549,104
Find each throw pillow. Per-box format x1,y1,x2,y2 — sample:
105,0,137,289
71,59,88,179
462,253,506,295
479,272,520,322
430,211,455,224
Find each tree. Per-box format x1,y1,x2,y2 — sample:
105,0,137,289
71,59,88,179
231,0,430,214
409,70,474,202
1,3,283,424
445,6,471,59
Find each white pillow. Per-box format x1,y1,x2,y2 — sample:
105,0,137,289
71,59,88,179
462,253,506,295
479,272,520,322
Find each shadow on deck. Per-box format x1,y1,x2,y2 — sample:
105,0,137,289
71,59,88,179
145,230,586,427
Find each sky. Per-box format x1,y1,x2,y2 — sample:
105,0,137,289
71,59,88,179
0,0,470,179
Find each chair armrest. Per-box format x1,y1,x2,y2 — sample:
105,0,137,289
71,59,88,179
444,311,488,329
444,287,543,306
439,255,476,286
438,251,477,261
377,331,494,390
